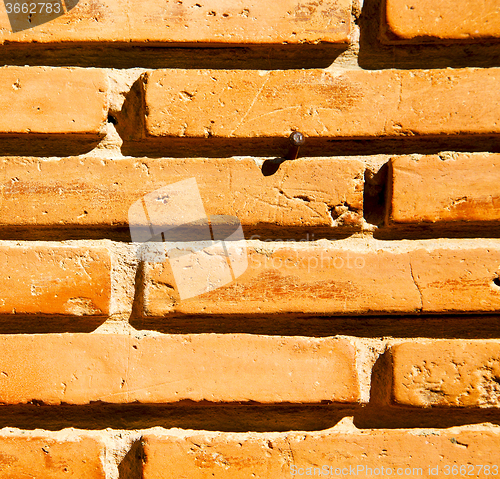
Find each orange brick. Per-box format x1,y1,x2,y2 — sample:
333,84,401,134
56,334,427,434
143,246,421,316
143,68,500,140
0,157,364,232
0,0,350,44
0,334,359,405
0,245,110,315
383,0,500,43
0,435,104,478
387,154,500,225
142,244,500,317
391,341,500,407
0,67,107,136
142,427,500,478
408,248,500,313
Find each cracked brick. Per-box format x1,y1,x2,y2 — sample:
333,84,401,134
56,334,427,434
141,68,500,140
0,245,111,316
143,245,500,317
387,154,500,225
0,157,364,233
142,427,500,478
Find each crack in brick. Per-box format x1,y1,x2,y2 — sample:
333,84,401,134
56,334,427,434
409,260,423,312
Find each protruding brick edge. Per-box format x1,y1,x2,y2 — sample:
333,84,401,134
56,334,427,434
0,67,108,137
142,68,500,140
142,426,500,478
381,0,500,44
0,334,360,405
0,157,364,233
387,154,500,226
0,245,111,316
391,340,500,408
0,0,351,45
0,434,105,478
142,244,500,317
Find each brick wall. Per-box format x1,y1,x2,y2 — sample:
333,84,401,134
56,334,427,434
0,0,499,477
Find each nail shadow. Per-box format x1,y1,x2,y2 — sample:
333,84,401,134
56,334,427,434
261,157,286,177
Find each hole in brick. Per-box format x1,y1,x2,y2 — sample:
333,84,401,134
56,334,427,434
329,202,362,227
493,277,500,288
363,163,389,226
107,114,117,125
329,202,352,220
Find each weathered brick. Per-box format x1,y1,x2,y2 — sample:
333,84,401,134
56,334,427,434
387,154,500,225
0,334,359,405
0,245,110,315
143,68,500,140
0,0,350,44
0,435,104,478
142,427,500,478
383,0,500,43
391,341,500,408
0,67,107,136
143,244,500,317
0,157,364,232
408,248,500,313
143,246,421,316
